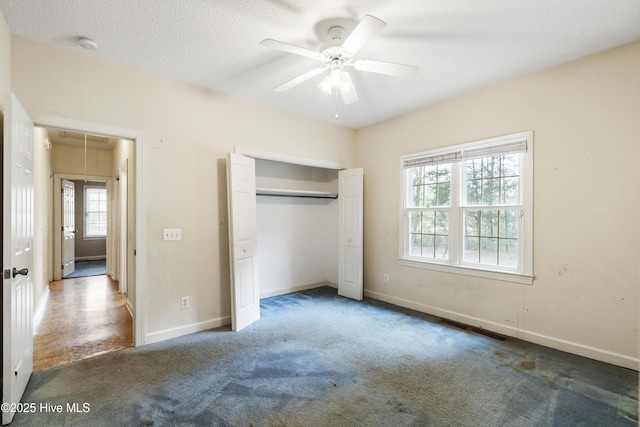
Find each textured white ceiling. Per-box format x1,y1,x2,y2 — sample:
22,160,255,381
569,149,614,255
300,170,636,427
1,0,639,128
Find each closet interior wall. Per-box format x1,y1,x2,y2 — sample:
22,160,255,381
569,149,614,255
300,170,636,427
255,159,339,298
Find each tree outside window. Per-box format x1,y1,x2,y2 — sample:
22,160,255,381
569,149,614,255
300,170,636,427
400,131,533,280
85,187,107,238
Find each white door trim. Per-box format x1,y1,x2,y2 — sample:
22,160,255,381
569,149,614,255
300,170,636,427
119,160,128,295
53,174,111,281
29,112,147,347
235,146,346,170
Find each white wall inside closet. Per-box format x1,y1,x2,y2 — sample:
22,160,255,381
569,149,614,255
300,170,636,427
254,159,340,298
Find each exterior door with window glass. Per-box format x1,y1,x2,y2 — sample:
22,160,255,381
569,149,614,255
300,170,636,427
62,179,76,277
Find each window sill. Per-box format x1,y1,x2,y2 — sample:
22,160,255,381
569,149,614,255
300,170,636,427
398,258,534,285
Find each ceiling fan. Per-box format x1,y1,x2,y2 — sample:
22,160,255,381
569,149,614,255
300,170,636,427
260,15,419,105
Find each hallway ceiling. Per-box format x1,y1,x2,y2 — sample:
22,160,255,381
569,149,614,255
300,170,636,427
46,129,119,150
2,0,639,129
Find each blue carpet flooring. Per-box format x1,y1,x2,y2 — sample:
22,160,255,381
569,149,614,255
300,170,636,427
9,286,638,426
64,259,106,278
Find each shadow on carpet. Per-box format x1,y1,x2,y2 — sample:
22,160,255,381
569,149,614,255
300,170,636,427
11,287,638,426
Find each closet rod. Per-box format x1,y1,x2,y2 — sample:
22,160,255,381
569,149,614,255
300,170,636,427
256,187,338,199
256,193,338,200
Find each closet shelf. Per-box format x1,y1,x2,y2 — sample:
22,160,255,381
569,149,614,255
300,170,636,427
256,187,338,199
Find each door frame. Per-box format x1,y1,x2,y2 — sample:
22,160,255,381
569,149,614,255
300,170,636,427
30,112,146,347
118,160,128,295
53,174,112,281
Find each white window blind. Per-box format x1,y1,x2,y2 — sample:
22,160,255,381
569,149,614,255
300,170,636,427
462,139,527,160
403,151,462,168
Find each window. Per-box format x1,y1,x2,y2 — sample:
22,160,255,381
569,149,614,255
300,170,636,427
84,186,107,238
400,132,533,284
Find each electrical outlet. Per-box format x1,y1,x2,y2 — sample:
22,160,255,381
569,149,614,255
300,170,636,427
163,228,182,241
383,274,389,283
181,296,189,310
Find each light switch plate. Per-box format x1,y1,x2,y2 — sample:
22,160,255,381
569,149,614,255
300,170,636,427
163,228,181,241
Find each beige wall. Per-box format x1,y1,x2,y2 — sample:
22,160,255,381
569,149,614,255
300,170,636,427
32,127,52,318
11,36,355,340
355,41,640,368
9,30,638,368
0,9,9,113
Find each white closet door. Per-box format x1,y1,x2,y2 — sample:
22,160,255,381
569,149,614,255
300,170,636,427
338,168,363,300
226,153,260,331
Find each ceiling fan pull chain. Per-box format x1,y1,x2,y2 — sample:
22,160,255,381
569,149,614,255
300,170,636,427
334,90,339,120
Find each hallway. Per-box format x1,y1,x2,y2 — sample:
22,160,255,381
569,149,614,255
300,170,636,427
33,275,132,371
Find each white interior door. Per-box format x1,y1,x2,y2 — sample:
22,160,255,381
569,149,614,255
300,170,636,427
62,179,75,277
226,153,260,331
2,94,35,425
338,168,364,300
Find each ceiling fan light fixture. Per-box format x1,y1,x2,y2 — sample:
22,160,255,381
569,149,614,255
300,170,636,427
341,79,353,93
319,79,332,93
320,67,353,94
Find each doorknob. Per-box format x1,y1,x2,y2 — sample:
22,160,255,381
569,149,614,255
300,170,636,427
12,268,28,278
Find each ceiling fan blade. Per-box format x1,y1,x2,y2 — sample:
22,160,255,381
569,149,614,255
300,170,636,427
341,15,387,54
354,59,419,78
274,67,328,92
341,85,359,105
260,39,320,60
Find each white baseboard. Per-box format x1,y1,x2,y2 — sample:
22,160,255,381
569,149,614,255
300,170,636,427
33,286,51,329
260,281,335,299
364,289,639,371
516,329,639,371
144,316,231,345
74,256,106,261
125,299,133,318
144,283,336,346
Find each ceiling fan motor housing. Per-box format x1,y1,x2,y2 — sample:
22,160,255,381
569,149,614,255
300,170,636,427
320,26,355,64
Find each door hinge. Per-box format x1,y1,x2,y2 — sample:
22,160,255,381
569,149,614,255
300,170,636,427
134,249,137,256
3,269,10,280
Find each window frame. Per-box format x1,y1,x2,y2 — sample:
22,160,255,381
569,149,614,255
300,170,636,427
83,185,108,239
399,131,534,285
